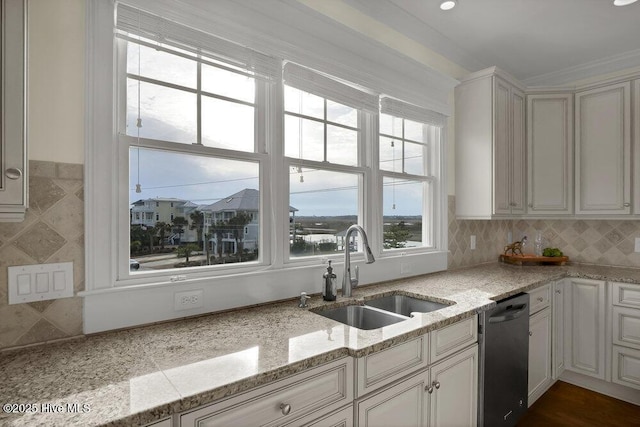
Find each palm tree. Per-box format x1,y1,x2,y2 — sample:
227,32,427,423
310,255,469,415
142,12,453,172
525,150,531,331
209,219,228,259
228,212,252,261
189,210,205,247
172,216,188,244
155,221,172,249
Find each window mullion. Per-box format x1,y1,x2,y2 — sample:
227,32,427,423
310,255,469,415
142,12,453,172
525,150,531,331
197,61,202,145
323,99,328,162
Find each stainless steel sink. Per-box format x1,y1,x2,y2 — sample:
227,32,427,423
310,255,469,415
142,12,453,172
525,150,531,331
364,295,452,317
314,305,408,330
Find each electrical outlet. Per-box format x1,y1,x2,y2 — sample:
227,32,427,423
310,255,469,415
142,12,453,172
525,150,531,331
470,235,476,250
174,289,204,311
635,237,640,253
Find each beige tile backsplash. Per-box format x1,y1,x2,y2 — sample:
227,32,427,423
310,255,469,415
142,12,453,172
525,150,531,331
0,160,84,350
1,173,639,350
448,195,640,269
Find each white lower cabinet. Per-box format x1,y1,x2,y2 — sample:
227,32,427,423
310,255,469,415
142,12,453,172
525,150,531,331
526,283,553,407
564,278,606,380
356,344,478,427
356,370,429,427
429,345,478,427
289,404,354,427
528,307,552,405
610,281,640,392
552,281,565,379
179,357,353,426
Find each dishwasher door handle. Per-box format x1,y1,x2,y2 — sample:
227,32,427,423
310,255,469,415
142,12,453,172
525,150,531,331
488,303,528,323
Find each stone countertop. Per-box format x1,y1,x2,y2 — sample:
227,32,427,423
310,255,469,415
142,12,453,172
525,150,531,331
1,262,639,426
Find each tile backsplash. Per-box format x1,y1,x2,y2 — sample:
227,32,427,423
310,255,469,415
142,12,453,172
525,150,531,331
448,195,640,269
0,160,84,350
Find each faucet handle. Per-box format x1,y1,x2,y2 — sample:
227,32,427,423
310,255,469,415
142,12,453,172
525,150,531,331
298,292,311,308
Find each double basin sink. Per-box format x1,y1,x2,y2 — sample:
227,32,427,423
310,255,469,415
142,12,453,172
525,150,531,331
314,294,453,330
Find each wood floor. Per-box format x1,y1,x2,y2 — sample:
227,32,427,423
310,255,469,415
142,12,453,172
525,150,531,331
517,381,640,426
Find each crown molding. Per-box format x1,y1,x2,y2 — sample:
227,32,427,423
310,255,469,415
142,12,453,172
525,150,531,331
523,48,640,87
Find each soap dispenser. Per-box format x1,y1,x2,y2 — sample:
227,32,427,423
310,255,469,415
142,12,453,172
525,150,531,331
322,260,337,301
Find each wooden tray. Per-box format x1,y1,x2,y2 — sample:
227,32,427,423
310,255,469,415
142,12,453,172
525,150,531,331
499,254,569,265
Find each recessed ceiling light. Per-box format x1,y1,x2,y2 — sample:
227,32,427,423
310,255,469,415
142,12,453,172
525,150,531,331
613,0,637,5
440,0,457,11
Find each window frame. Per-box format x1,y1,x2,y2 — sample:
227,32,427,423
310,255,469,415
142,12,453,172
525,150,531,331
114,35,274,284
83,0,451,334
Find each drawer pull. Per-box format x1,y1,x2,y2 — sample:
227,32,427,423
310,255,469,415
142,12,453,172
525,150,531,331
5,167,22,180
279,403,292,415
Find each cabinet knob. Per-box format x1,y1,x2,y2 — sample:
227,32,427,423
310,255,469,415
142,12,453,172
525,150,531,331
434,381,441,390
426,385,434,394
5,167,22,180
528,203,533,208
623,203,631,207
529,331,533,336
555,290,561,294
537,297,544,302
279,403,292,415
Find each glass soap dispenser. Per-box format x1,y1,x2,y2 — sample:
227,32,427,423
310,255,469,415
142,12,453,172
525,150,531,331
322,260,337,301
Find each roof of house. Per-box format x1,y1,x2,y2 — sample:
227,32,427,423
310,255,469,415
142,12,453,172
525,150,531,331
203,189,297,213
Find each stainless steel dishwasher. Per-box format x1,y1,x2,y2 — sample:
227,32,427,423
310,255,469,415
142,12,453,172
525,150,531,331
478,292,530,427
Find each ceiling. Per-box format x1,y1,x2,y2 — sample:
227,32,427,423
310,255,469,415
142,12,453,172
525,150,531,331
344,0,640,86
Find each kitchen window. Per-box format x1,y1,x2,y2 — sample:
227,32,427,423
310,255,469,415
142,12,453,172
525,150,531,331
283,63,378,260
116,4,276,274
84,1,450,333
379,98,446,252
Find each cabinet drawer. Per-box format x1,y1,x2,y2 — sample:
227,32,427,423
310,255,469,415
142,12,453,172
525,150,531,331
180,358,353,427
612,306,640,350
356,334,429,397
611,282,640,309
284,404,353,427
430,317,477,363
527,283,551,314
612,345,640,391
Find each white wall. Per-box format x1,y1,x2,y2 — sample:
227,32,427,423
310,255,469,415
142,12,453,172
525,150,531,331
28,0,85,164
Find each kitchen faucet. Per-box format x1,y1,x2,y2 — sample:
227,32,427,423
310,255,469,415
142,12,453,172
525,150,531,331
342,224,375,297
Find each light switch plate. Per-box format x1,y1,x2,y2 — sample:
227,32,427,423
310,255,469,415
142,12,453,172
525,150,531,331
8,262,74,304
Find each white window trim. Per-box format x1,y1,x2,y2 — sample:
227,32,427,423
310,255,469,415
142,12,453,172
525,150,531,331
83,0,450,334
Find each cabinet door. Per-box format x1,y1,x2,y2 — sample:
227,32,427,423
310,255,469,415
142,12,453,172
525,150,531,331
634,80,640,215
510,88,526,214
356,371,429,427
552,281,565,379
493,78,512,215
527,94,573,215
0,0,28,221
575,82,631,215
528,308,552,406
429,345,478,427
565,278,606,380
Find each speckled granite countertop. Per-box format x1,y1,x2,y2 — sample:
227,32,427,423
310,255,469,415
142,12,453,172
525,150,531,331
2,262,640,426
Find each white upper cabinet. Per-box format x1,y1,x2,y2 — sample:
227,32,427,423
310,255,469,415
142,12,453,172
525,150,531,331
527,94,573,215
0,0,28,221
634,80,640,215
455,69,525,218
575,82,631,215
